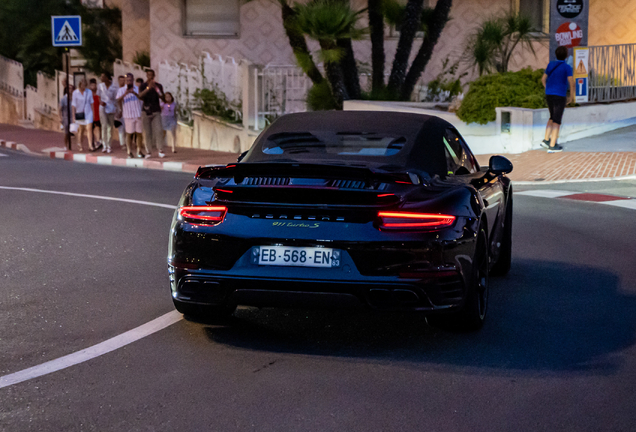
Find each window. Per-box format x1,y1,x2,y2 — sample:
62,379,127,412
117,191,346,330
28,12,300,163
517,0,550,33
443,129,478,175
262,132,407,157
183,0,240,38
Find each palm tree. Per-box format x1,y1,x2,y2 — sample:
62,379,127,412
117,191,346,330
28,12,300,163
295,0,365,109
277,0,454,106
466,13,540,76
277,0,325,86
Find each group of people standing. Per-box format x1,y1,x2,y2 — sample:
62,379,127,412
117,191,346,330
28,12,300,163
59,69,178,158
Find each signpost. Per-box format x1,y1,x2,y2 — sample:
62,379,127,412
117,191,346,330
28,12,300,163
550,0,589,61
52,16,82,150
574,46,589,103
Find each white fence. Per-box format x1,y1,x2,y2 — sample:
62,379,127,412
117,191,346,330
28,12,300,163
589,43,636,103
113,59,147,83
156,53,245,122
258,66,310,126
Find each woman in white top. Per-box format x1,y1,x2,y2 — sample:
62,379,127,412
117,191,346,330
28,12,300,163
72,79,95,151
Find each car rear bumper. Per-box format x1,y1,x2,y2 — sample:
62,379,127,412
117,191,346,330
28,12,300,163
169,268,468,312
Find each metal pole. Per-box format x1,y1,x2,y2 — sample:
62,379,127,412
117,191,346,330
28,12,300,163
65,48,71,151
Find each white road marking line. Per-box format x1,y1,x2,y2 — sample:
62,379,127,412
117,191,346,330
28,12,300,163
0,186,177,209
515,190,577,198
0,186,183,389
0,311,183,389
601,199,636,210
0,152,7,157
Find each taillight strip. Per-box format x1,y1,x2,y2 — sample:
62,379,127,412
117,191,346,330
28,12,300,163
179,206,227,222
377,212,456,230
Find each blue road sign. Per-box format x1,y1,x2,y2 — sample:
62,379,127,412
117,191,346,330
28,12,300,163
576,77,588,97
52,16,82,47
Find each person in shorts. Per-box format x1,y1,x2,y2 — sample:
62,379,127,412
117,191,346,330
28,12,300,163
72,79,95,152
89,78,102,151
541,46,575,153
116,73,144,158
115,75,126,148
161,92,178,153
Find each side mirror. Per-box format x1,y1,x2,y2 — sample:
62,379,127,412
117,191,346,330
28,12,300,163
489,155,513,175
237,150,248,162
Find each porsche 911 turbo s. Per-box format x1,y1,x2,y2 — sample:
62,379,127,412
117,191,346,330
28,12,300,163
168,111,513,330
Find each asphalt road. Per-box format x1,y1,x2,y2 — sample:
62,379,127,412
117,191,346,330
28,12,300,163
1,149,636,431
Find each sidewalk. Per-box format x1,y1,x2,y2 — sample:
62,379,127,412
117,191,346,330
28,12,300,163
2,123,636,182
0,124,239,174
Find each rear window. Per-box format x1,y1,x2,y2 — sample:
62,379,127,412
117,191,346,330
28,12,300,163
262,131,407,157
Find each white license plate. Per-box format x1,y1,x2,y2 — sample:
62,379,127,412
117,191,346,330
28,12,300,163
254,246,340,268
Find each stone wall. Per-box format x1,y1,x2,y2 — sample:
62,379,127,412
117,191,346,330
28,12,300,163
0,91,23,126
191,112,258,153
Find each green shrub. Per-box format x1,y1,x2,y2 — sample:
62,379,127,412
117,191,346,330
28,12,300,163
457,68,546,125
307,80,338,111
193,86,240,123
424,57,467,102
133,51,151,69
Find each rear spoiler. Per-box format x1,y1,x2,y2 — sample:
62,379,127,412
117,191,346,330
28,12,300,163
195,162,414,184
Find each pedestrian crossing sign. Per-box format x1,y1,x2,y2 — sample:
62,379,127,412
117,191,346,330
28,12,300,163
51,16,82,47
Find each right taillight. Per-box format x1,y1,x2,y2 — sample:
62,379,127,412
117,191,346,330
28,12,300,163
377,211,456,231
179,206,227,224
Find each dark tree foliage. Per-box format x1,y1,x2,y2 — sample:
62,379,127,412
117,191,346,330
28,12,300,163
0,0,121,86
277,0,453,108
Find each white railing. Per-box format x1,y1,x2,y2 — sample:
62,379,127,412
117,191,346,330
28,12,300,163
589,44,636,103
201,52,243,103
157,54,245,122
0,54,24,97
113,59,147,83
258,65,311,125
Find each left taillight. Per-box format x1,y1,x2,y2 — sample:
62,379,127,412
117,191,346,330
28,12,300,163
377,211,456,231
178,206,227,224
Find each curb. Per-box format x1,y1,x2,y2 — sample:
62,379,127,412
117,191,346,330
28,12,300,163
516,190,636,210
1,138,201,174
48,151,201,174
512,174,636,185
0,139,42,156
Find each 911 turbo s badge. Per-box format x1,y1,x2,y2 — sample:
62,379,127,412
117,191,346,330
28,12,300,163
272,221,320,228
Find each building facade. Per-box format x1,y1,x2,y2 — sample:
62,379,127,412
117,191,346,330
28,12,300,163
114,0,636,84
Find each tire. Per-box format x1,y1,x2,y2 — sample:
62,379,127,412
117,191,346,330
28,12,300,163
490,193,512,276
428,228,489,332
172,299,236,324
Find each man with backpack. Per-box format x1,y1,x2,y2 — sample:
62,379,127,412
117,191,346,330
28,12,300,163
541,46,575,153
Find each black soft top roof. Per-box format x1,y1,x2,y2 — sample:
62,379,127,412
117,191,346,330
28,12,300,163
242,111,452,176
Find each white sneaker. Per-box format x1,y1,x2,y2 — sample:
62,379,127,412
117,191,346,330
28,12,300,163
158,152,166,158
137,153,143,158
102,147,107,153
144,154,151,159
106,148,112,154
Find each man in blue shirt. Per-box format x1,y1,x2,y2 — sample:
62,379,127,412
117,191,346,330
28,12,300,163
541,46,575,153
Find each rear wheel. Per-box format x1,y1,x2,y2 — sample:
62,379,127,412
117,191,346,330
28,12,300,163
491,193,512,276
428,228,489,332
172,299,236,324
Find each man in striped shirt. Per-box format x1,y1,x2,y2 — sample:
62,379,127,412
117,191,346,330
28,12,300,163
116,73,144,158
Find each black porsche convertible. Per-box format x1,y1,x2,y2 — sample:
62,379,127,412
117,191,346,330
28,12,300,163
168,111,513,330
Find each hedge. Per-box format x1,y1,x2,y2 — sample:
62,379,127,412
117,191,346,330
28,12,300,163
457,68,547,125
